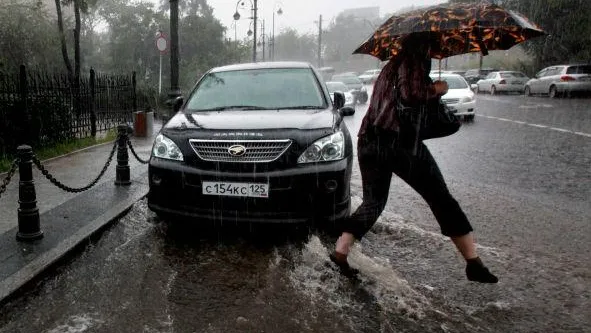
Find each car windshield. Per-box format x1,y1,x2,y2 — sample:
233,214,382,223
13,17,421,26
326,82,349,93
500,72,527,78
430,76,469,89
185,68,326,111
566,65,591,74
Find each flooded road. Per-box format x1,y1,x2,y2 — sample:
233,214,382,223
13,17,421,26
0,93,589,333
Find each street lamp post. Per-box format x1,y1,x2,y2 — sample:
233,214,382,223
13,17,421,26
272,3,283,61
233,0,259,62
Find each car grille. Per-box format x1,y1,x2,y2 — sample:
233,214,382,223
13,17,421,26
189,139,292,163
442,98,460,104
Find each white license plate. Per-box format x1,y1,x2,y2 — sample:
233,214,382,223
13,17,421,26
202,181,269,198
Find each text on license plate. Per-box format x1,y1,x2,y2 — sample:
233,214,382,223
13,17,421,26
202,181,269,198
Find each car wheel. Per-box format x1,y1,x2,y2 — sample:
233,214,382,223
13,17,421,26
359,94,368,105
465,115,475,122
490,85,496,95
549,85,559,98
524,86,531,96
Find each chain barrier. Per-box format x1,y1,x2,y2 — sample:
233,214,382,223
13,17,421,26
32,136,120,193
127,138,150,164
0,159,19,200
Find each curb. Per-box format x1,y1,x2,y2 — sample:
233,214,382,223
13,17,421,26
0,179,149,304
0,140,116,178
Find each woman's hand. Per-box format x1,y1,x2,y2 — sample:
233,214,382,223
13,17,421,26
433,80,449,95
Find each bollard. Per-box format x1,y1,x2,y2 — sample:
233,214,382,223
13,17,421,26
16,145,43,241
115,124,132,186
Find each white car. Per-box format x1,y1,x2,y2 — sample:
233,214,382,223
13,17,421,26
524,64,591,98
476,71,530,95
325,81,355,108
358,69,381,84
429,73,476,121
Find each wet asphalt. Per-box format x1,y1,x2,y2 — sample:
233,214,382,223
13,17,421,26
0,90,589,333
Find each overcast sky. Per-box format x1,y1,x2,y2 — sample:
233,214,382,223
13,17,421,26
149,0,447,39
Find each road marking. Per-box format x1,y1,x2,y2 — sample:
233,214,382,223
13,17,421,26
529,124,548,128
479,115,590,137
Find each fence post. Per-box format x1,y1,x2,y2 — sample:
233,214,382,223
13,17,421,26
90,68,97,137
16,145,43,241
114,124,131,186
18,65,29,145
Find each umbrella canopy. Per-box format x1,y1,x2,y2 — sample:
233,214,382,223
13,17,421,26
353,1,546,61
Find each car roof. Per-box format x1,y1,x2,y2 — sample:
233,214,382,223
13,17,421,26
429,73,464,78
326,81,347,85
209,61,313,73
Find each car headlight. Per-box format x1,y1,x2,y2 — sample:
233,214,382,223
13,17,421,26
461,95,475,103
152,134,184,161
297,131,345,164
345,94,353,103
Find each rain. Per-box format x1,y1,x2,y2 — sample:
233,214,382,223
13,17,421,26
0,0,590,332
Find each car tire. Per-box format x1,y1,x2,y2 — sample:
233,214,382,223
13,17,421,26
465,115,475,122
524,86,531,96
359,93,368,105
549,85,559,98
490,85,496,95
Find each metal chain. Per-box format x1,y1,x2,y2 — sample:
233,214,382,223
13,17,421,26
32,136,120,193
0,159,19,200
127,138,150,164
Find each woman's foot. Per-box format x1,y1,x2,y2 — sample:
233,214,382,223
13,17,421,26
466,257,498,283
329,251,359,278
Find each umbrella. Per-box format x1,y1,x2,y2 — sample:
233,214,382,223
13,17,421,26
353,1,546,62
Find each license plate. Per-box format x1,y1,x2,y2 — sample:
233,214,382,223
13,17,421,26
202,181,269,198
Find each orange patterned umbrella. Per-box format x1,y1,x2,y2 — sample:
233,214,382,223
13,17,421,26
353,1,546,61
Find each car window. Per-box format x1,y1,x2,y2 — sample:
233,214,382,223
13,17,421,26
185,68,326,111
546,68,562,76
566,65,591,74
485,73,495,79
500,72,527,78
336,76,361,84
326,82,349,93
429,76,468,89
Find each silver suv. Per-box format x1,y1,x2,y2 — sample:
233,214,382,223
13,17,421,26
524,64,591,98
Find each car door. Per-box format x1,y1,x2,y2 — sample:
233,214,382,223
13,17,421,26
541,67,561,93
480,72,494,92
529,68,547,94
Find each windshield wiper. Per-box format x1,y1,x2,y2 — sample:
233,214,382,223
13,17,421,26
195,105,271,111
275,106,323,110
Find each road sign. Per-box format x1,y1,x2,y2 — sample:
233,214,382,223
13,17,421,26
156,32,168,54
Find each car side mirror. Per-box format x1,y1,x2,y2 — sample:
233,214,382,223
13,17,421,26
340,106,355,116
333,92,345,110
166,96,184,112
471,84,478,91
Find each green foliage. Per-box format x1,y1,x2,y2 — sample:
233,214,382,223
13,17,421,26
0,0,62,70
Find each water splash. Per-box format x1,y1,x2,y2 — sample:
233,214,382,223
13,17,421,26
44,314,104,333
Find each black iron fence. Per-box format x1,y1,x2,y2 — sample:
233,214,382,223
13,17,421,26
0,65,153,155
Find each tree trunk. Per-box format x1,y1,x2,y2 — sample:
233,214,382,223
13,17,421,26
54,0,73,79
73,0,81,81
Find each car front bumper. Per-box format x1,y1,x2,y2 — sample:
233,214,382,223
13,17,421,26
147,157,352,223
446,100,476,116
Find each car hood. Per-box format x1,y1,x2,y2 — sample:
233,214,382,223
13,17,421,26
164,109,336,131
441,88,474,99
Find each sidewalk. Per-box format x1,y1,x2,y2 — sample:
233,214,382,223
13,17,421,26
0,121,162,303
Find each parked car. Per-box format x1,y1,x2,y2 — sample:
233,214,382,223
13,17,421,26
358,69,381,84
476,71,530,95
325,81,356,113
148,62,354,224
318,66,335,82
331,74,368,104
463,68,500,85
429,73,476,121
524,64,591,98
